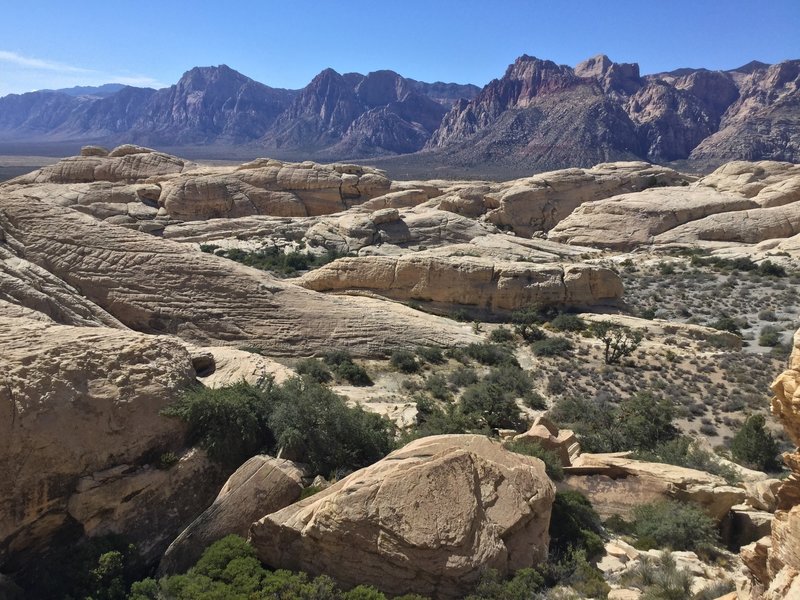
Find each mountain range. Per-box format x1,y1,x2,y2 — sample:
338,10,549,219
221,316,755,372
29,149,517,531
0,54,797,174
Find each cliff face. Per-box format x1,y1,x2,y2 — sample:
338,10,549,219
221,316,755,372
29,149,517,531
740,328,800,598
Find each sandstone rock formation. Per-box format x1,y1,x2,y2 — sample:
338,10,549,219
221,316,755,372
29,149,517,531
562,453,745,521
160,456,305,575
250,435,555,599
0,188,478,356
739,328,800,598
298,253,622,314
0,314,204,566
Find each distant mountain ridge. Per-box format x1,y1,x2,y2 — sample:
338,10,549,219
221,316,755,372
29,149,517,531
0,54,797,171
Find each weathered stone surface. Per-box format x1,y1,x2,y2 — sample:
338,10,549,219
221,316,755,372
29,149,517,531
80,145,109,157
160,456,304,575
548,187,757,250
0,314,195,566
0,189,478,356
250,435,555,599
482,162,690,236
12,151,187,184
562,453,745,521
188,345,294,388
66,448,224,563
298,253,622,313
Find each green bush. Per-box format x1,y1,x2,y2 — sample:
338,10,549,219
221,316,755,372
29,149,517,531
549,491,605,561
635,437,740,484
530,336,573,357
163,378,394,477
460,381,525,430
488,326,515,343
296,358,333,383
324,350,373,386
410,398,488,438
161,381,275,466
730,414,781,472
211,246,347,277
504,439,564,481
464,342,519,366
391,349,420,373
622,552,693,600
465,568,545,600
708,315,743,336
551,392,678,454
758,325,782,347
416,346,445,364
589,321,643,364
448,365,479,388
758,260,787,277
549,313,585,332
631,500,718,551
424,374,452,400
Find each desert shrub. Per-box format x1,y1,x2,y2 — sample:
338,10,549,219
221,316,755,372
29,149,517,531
635,437,740,484
523,391,546,410
448,365,479,388
531,336,573,357
546,372,566,395
295,358,333,383
155,451,179,470
268,377,395,477
549,491,605,560
708,315,744,336
758,309,778,321
161,380,274,466
460,382,525,430
465,567,545,600
489,326,515,343
623,552,693,600
484,365,534,398
19,535,141,600
464,342,519,366
324,350,373,386
590,321,643,364
758,260,786,277
390,349,420,373
504,439,564,481
730,414,781,472
415,346,445,364
511,306,551,341
211,246,346,277
758,325,782,347
410,398,487,438
549,313,585,332
424,374,451,400
550,392,677,454
631,500,718,551
164,378,393,477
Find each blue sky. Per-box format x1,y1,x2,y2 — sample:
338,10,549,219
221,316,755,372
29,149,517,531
0,0,798,96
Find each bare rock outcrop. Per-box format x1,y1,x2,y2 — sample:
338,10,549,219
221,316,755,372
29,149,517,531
0,189,477,356
250,435,555,599
513,416,580,466
0,314,199,566
562,453,745,521
11,145,187,184
739,328,800,598
298,252,622,314
548,187,757,250
159,160,391,221
480,162,690,236
160,456,304,575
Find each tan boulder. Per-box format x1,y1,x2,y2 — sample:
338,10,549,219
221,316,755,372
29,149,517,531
0,314,196,566
187,345,294,388
250,435,555,599
80,145,109,157
159,456,304,575
562,453,745,521
13,151,187,184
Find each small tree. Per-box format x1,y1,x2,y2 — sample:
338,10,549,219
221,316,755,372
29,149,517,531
590,321,643,364
730,414,781,472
